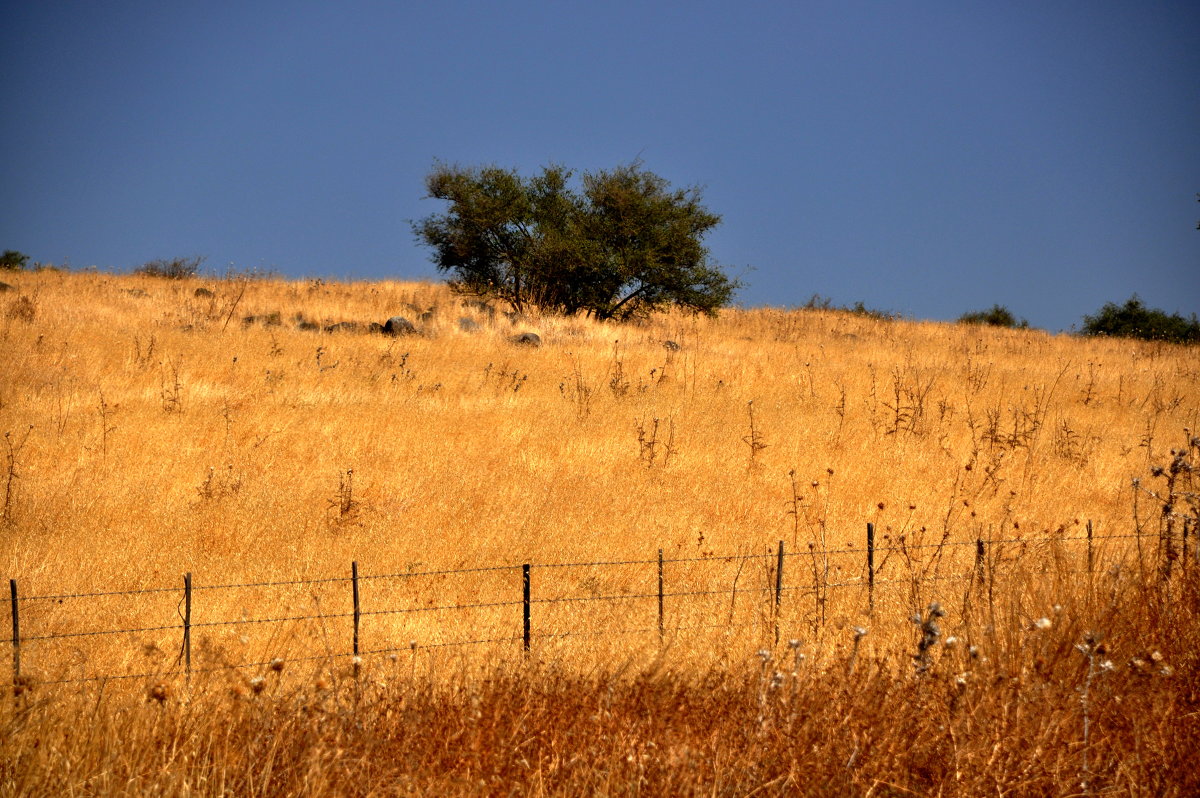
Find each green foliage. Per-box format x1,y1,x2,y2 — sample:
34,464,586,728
1081,295,1199,344
958,304,1029,329
0,250,29,271
134,256,204,280
801,294,899,320
414,162,738,320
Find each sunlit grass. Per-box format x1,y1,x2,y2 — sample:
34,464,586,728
1,270,1197,794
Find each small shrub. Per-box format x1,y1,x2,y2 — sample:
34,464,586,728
0,250,29,271
800,294,898,320
1081,295,1199,344
958,304,1029,329
135,256,204,280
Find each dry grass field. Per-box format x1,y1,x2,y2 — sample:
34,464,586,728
1,269,1197,795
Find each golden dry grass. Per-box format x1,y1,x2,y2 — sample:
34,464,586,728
1,270,1197,795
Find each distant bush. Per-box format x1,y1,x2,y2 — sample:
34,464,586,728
1,250,29,271
221,265,279,281
801,294,899,320
1081,295,1199,344
135,256,204,280
958,304,1029,329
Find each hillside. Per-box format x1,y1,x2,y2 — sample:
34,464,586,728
1,270,1197,795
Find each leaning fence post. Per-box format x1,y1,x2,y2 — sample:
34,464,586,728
351,561,361,658
657,549,664,643
866,523,875,616
183,573,192,680
9,579,19,688
774,540,784,646
522,564,531,653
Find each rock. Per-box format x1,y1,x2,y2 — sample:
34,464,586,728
458,317,480,333
383,316,417,336
663,340,681,352
123,288,149,298
194,287,214,298
0,282,13,293
368,322,385,334
296,320,321,331
324,321,362,334
242,312,282,327
512,332,541,347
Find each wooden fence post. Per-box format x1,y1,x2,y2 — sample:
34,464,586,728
866,523,875,616
774,541,784,646
351,561,361,658
1086,520,1094,578
522,564,531,653
183,573,192,680
975,539,986,586
657,549,664,643
9,579,18,688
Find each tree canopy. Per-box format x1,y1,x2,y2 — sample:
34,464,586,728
413,162,738,320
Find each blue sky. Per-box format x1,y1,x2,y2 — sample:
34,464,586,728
2,1,1197,331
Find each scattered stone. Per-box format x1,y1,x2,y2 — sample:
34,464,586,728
368,321,385,334
383,316,417,336
194,287,215,298
457,317,480,333
242,312,283,327
512,332,541,347
324,321,362,334
296,320,321,331
663,340,681,352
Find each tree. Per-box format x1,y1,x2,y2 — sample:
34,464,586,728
1081,295,1199,344
414,162,737,320
957,304,1029,329
0,250,29,271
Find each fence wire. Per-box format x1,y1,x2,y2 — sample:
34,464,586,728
5,529,1184,686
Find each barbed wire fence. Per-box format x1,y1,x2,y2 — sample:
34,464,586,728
4,520,1186,689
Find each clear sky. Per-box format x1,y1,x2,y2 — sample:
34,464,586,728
3,1,1197,331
